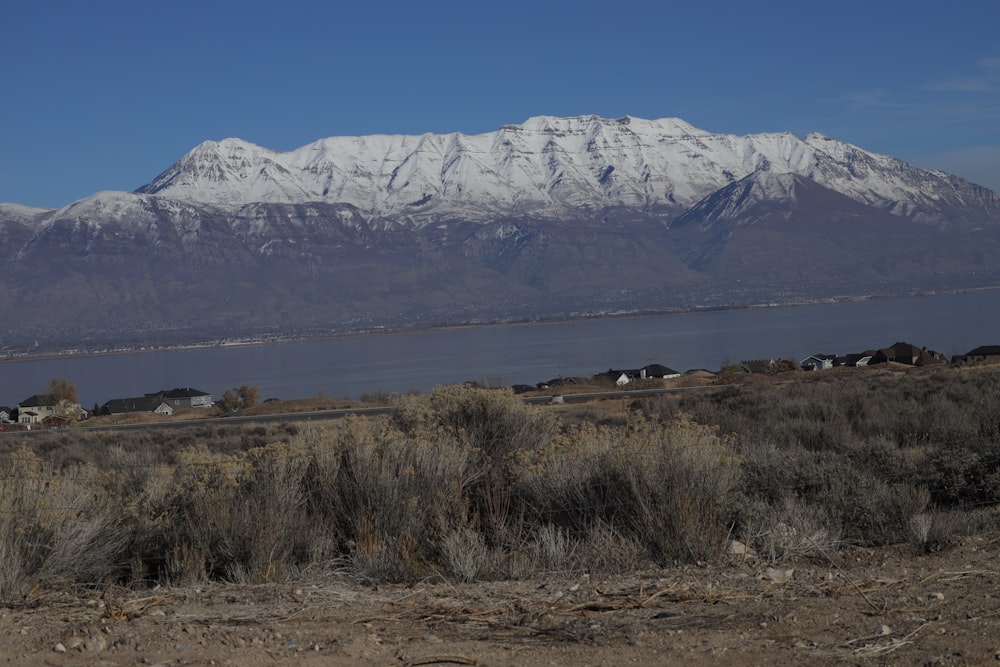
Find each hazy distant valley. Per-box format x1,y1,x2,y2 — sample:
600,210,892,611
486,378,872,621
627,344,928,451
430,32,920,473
3,115,1000,356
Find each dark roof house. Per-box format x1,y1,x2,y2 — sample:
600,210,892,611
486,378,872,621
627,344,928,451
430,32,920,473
147,387,214,409
835,352,873,367
102,396,173,416
952,345,1000,366
641,364,681,378
18,393,58,409
16,393,84,425
869,342,946,367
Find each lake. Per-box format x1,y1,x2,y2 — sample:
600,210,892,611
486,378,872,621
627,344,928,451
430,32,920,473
1,290,997,409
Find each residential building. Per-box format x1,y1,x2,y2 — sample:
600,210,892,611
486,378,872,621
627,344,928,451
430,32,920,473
147,387,214,410
951,345,1000,366
17,394,84,424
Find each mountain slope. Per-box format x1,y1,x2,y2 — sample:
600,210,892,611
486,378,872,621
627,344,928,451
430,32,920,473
669,171,1000,282
3,115,1000,353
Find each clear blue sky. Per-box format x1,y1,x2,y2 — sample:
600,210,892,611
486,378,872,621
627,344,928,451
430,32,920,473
3,0,999,209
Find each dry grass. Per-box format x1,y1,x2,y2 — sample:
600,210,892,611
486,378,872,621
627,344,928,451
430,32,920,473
3,367,1000,600
0,447,128,599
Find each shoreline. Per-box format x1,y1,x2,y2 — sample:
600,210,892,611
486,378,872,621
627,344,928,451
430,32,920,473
2,286,997,366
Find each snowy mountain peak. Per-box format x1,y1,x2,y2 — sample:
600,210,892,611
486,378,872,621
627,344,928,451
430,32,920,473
133,115,1000,228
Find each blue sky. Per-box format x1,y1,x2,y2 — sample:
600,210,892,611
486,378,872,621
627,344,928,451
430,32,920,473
2,0,999,209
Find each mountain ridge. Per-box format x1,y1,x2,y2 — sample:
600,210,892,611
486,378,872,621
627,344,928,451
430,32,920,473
3,114,1000,354
134,115,1000,228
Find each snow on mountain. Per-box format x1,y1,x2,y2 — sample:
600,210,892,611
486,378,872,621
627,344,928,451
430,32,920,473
0,202,53,227
137,115,998,227
24,190,215,254
801,133,998,225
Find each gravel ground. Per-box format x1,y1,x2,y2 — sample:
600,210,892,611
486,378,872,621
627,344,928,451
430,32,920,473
3,535,1000,666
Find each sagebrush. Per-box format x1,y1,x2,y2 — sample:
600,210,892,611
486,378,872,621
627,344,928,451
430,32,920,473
2,369,1000,598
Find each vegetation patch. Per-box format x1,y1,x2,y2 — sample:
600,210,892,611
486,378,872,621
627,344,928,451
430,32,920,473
2,368,1000,599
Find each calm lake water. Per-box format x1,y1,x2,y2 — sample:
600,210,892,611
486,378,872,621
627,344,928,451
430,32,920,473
2,291,998,409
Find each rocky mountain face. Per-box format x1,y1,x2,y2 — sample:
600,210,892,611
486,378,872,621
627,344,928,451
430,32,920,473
3,115,1000,353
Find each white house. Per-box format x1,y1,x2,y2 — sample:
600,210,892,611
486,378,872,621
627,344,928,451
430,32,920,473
801,354,837,371
17,394,85,424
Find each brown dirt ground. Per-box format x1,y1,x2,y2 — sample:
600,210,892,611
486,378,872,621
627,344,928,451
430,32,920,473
3,536,1000,666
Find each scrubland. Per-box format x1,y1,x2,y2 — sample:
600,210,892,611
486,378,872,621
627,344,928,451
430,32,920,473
2,365,1000,601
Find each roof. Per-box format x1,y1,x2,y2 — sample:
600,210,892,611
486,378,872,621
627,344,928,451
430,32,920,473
836,353,872,366
18,393,57,408
802,353,837,361
148,387,211,399
643,364,680,376
871,341,946,366
103,396,164,414
965,345,1000,356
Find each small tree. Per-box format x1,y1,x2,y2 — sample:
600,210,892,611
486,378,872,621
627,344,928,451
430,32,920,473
219,385,260,414
47,377,82,420
48,377,78,404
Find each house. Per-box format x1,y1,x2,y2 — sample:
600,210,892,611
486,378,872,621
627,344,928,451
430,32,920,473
951,345,1000,366
146,387,214,410
868,342,946,367
17,394,84,424
0,406,13,423
598,364,682,386
102,396,174,416
42,414,69,429
641,364,681,379
801,353,837,371
17,394,57,423
835,352,873,367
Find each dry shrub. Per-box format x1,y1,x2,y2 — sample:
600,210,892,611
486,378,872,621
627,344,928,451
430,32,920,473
319,416,475,581
397,385,558,462
744,496,841,562
514,414,739,565
0,447,127,601
527,523,579,573
393,386,559,556
157,440,313,584
576,522,648,574
440,528,492,582
441,523,586,582
101,443,171,505
733,431,937,549
617,415,740,563
9,369,1000,591
820,468,931,545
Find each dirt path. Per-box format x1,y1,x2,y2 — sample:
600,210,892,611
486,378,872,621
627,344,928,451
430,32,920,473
3,536,1000,666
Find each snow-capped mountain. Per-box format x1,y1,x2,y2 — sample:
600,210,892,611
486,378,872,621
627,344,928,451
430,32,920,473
136,115,1000,229
3,115,1000,354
